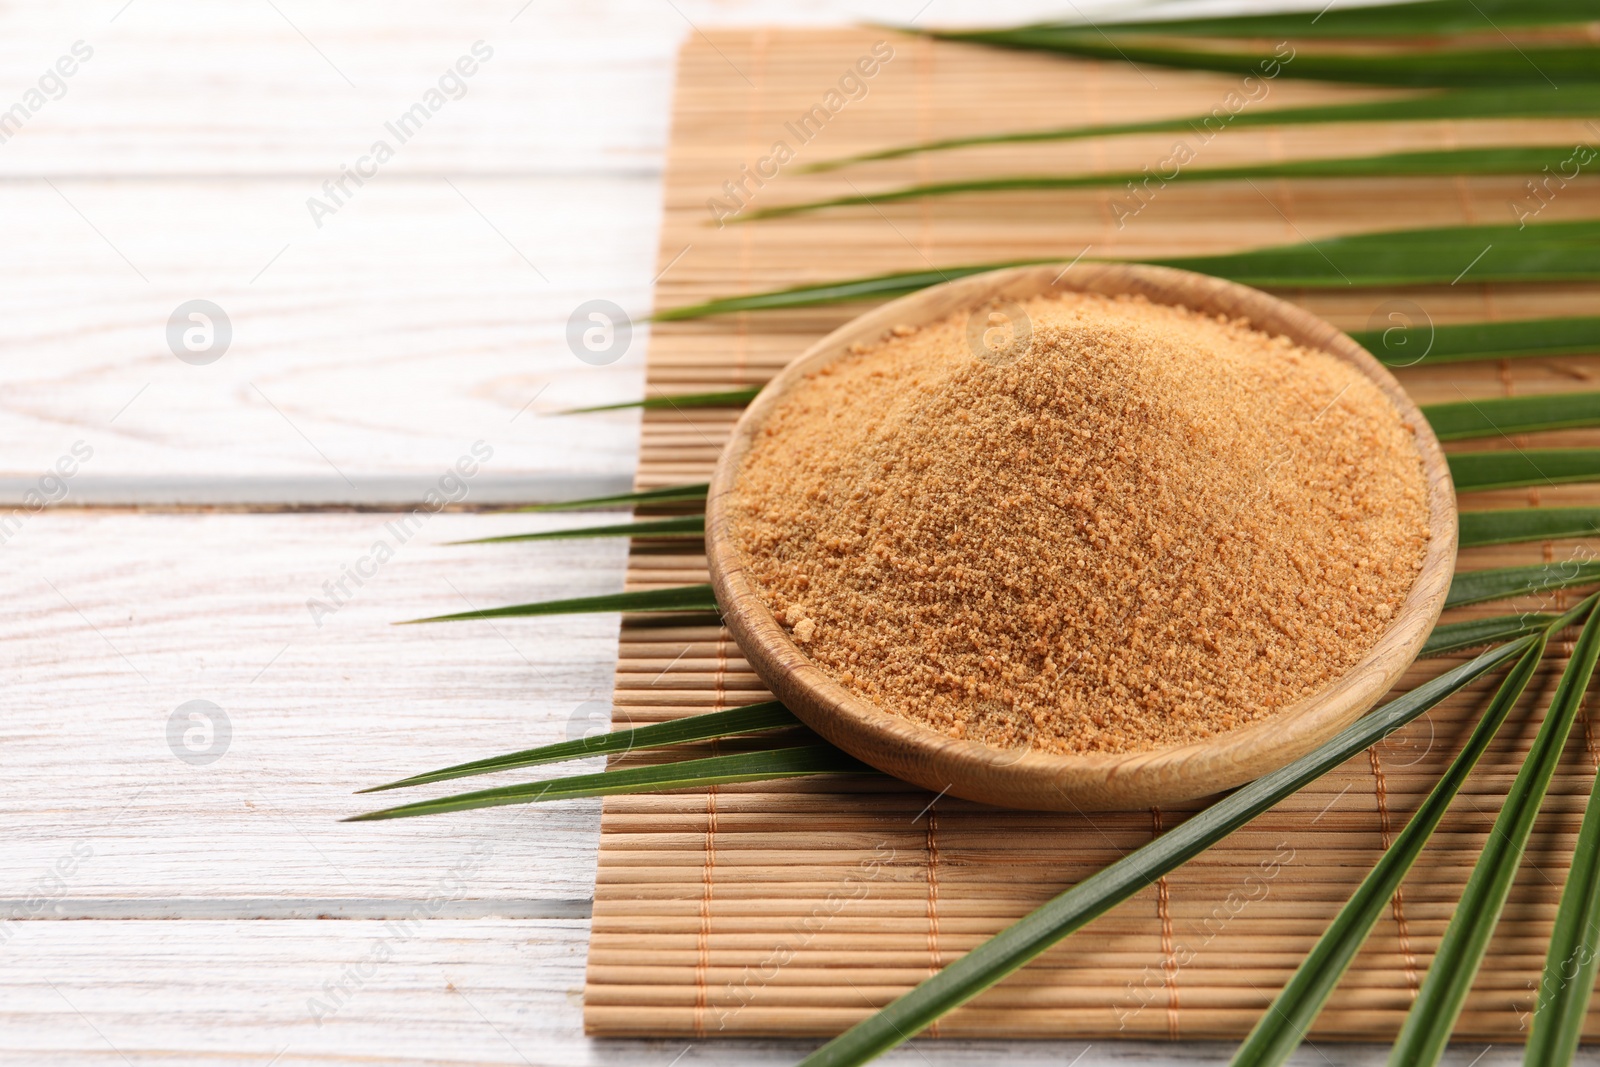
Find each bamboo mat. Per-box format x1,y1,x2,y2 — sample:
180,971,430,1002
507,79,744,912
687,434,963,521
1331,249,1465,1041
585,28,1600,1042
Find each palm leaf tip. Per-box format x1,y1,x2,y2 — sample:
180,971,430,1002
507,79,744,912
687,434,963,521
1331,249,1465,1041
517,483,710,512
397,583,720,625
752,146,1595,222
345,745,872,822
1419,612,1557,657
445,515,705,545
558,388,762,413
357,701,800,793
1017,0,1594,39
653,260,1052,320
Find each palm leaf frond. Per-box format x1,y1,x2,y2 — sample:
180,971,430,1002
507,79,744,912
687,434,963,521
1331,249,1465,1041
751,145,1594,221
1459,507,1600,546
517,483,709,512
1350,315,1600,367
658,219,1600,320
1422,392,1600,442
447,515,704,545
346,745,872,821
1394,599,1600,1063
925,31,1600,88
399,583,718,624
359,701,800,793
1528,681,1600,1060
559,388,762,413
1158,218,1600,289
1446,561,1600,608
1040,0,1591,39
1231,630,1551,1067
654,263,1045,321
1449,449,1600,493
1420,612,1558,657
804,87,1600,173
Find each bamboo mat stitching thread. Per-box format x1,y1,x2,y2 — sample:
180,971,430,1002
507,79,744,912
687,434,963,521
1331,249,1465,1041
1153,806,1181,1039
1368,746,1421,996
925,801,943,1039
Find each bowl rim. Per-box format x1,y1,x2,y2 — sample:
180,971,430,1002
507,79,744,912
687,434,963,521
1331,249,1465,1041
705,261,1458,811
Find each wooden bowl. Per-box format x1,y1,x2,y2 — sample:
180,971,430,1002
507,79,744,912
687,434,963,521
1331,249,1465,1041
705,263,1457,811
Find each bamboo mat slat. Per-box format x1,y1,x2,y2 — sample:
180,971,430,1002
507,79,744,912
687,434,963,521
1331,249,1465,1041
586,28,1600,1042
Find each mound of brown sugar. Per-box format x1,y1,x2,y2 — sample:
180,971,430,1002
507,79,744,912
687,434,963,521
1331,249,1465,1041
728,291,1430,755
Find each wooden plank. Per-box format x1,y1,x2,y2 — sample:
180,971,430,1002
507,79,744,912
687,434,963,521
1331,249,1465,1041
2,510,633,904
0,177,654,504
0,1,669,178
0,0,1076,178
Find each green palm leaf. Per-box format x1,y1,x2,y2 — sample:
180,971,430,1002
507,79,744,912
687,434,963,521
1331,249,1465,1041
345,745,872,821
804,87,1600,173
358,700,800,793
1449,449,1600,493
1350,315,1600,367
447,515,705,545
559,388,762,413
1047,0,1590,38
750,145,1596,221
557,323,1600,414
1446,561,1600,608
1158,218,1600,289
654,263,1043,321
792,637,1535,1067
1420,612,1558,657
1422,392,1600,441
657,219,1600,320
1231,629,1551,1067
516,483,709,512
1392,599,1600,1065
399,583,718,624
1527,705,1600,1061
1388,598,1600,1062
925,31,1600,88
1459,507,1600,546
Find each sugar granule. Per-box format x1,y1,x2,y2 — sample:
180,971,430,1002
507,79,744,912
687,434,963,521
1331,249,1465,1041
729,292,1430,755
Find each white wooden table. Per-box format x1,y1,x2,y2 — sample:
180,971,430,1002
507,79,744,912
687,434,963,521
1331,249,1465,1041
0,2,1580,1063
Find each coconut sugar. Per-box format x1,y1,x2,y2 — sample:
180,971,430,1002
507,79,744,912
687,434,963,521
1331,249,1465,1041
728,292,1430,755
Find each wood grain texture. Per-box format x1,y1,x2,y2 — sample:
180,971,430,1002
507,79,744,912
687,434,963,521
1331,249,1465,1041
0,177,651,504
590,25,1600,1043
0,0,1077,178
706,261,1457,810
2,510,626,903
